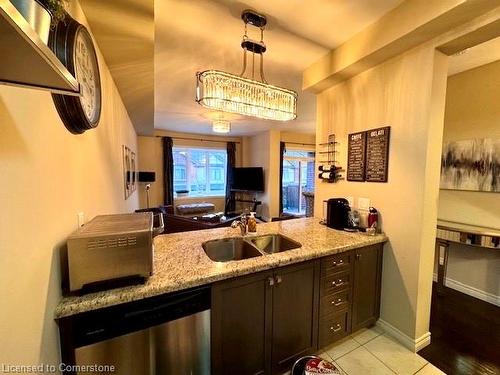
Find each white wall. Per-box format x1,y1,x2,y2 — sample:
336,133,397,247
0,1,138,370
314,45,448,341
437,60,500,300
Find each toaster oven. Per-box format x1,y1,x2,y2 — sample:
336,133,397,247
67,212,162,293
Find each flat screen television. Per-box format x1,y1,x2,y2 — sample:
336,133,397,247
231,167,264,192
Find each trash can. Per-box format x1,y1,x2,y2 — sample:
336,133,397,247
291,355,342,375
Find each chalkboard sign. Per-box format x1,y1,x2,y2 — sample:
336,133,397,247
365,126,390,182
347,131,367,181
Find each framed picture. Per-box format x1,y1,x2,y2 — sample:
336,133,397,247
123,145,137,199
440,138,499,192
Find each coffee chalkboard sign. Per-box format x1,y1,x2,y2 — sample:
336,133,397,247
347,131,367,181
365,126,390,182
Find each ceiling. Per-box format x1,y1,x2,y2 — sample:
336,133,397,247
80,0,154,135
448,36,500,76
82,0,405,136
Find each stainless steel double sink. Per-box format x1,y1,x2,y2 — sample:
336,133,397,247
202,234,302,262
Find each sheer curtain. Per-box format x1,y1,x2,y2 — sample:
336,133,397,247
162,137,174,206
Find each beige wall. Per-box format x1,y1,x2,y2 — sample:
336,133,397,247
241,130,315,221
281,131,316,147
0,1,138,370
315,45,448,341
137,131,242,211
439,60,500,228
437,60,500,299
137,136,164,208
242,131,274,220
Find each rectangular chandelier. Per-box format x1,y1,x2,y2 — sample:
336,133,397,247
196,70,297,121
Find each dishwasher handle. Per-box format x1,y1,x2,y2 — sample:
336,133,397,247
70,286,210,348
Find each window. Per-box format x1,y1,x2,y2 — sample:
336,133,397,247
173,147,227,197
282,149,315,215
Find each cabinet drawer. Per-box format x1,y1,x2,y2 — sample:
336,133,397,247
321,252,352,276
319,311,350,348
320,289,350,317
321,271,351,297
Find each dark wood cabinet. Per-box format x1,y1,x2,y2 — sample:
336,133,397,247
211,243,384,373
211,261,319,375
211,270,273,375
352,244,383,331
271,261,319,374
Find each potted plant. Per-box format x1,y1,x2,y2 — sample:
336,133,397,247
37,0,69,27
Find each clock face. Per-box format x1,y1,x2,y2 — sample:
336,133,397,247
74,29,100,124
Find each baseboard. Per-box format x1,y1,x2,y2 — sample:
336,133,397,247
376,319,431,353
432,273,500,307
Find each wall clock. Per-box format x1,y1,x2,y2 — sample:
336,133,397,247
50,16,102,134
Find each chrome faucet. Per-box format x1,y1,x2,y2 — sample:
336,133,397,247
231,214,248,236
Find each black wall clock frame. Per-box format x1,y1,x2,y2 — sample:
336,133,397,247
49,14,102,134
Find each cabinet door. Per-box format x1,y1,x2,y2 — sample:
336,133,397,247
271,260,319,374
352,244,383,331
211,271,273,375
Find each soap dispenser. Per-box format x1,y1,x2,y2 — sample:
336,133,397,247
248,212,257,233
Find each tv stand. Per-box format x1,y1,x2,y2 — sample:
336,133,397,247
234,198,262,213
226,192,262,217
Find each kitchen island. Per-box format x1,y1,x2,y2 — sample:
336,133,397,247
55,218,387,375
55,218,386,318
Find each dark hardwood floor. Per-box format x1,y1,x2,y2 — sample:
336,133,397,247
419,283,500,375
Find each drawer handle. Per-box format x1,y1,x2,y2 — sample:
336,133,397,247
331,298,343,306
275,275,282,284
330,324,342,333
332,259,344,266
268,277,275,286
331,279,344,287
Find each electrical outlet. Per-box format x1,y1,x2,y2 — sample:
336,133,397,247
346,196,354,207
77,212,85,228
358,197,371,211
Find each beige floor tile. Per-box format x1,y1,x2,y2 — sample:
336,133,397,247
364,334,428,375
321,336,361,360
317,351,334,361
350,325,384,345
415,363,447,375
336,346,394,375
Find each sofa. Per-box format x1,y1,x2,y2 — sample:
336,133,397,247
136,205,236,234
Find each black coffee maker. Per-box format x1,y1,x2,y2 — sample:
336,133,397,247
326,198,352,230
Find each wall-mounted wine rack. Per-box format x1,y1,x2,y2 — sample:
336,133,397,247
318,134,344,183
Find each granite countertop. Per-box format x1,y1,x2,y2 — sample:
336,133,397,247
55,218,387,319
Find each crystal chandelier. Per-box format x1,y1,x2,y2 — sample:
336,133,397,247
196,10,297,121
212,119,231,133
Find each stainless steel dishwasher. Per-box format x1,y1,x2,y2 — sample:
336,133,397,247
73,287,210,375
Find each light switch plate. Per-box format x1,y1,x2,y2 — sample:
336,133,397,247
358,197,371,210
346,196,354,207
77,212,85,228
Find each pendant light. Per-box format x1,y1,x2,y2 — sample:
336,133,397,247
212,119,231,134
196,10,297,122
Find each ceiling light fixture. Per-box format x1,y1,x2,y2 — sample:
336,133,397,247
212,119,231,134
196,10,297,122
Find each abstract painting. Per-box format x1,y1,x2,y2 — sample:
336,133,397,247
440,138,499,192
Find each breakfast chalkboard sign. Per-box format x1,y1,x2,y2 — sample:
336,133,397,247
365,126,390,182
346,126,390,182
347,131,367,181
